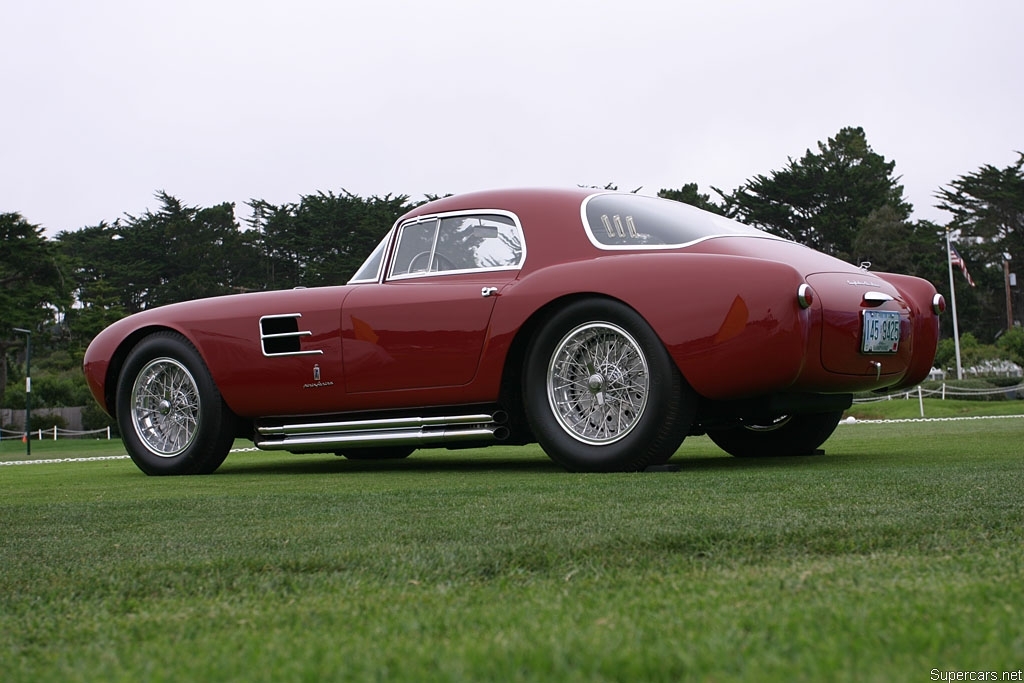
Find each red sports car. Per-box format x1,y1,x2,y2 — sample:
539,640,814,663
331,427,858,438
83,188,943,475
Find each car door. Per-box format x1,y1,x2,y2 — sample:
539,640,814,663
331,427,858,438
341,212,524,394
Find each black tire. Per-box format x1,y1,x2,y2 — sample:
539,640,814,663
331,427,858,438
339,447,416,460
707,411,844,458
116,331,235,475
523,299,694,472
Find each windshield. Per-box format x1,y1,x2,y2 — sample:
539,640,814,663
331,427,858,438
582,193,773,249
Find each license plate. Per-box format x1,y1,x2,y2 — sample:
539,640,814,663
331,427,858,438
861,310,900,353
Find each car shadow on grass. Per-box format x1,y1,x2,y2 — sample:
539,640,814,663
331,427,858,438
673,451,844,472
215,447,843,476
216,453,565,476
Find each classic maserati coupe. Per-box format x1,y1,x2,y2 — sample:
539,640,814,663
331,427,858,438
83,188,943,475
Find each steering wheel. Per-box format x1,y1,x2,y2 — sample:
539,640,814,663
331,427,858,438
406,250,456,274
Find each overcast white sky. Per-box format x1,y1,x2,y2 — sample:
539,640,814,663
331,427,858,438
3,0,1022,235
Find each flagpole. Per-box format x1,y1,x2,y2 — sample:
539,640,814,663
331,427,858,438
946,228,963,380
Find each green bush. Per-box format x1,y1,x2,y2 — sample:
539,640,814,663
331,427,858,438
988,376,1024,388
996,326,1024,365
28,412,68,431
81,402,117,435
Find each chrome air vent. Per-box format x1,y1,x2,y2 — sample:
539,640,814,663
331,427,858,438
259,314,323,357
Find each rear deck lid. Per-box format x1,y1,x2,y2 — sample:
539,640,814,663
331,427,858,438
806,273,913,376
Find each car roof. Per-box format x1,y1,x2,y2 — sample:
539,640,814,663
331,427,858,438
399,187,595,222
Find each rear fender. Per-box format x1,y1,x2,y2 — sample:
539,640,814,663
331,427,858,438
874,272,941,389
500,253,812,400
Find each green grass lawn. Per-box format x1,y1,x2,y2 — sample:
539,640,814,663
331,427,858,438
2,411,1023,682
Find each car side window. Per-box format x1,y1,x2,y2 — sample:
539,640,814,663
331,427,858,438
435,215,522,271
390,219,439,275
389,213,524,278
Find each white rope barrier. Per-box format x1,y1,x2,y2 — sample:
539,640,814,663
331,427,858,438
840,414,1024,425
853,381,1024,403
0,455,132,466
0,426,112,440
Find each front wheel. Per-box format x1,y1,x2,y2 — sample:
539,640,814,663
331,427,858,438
707,411,844,458
523,299,694,472
116,332,235,475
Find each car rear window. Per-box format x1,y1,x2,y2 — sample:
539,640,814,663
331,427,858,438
582,193,768,249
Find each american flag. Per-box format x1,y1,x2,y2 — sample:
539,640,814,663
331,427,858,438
949,245,976,287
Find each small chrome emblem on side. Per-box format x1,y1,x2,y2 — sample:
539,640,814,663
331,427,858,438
303,363,334,389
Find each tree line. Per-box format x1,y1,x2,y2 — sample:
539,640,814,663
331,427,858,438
2,126,1023,416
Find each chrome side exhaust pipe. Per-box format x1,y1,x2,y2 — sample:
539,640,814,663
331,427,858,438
255,411,510,452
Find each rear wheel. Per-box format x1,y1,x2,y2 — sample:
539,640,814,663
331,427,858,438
707,411,844,458
523,299,694,472
116,332,235,475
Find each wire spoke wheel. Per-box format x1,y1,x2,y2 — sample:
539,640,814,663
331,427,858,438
547,322,650,445
130,357,201,457
117,332,234,475
524,299,693,472
741,415,793,432
708,411,844,457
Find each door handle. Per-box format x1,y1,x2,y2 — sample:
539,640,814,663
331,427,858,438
481,287,499,298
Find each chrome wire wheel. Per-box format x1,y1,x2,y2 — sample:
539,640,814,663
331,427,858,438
707,411,845,458
130,357,201,457
742,415,793,432
546,321,650,445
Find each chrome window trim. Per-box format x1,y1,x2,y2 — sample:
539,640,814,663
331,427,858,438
386,217,439,281
347,232,393,284
386,209,527,282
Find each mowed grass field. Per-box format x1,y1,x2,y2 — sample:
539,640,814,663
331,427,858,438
2,402,1023,682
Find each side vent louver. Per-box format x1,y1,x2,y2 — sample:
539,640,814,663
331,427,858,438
259,314,323,357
